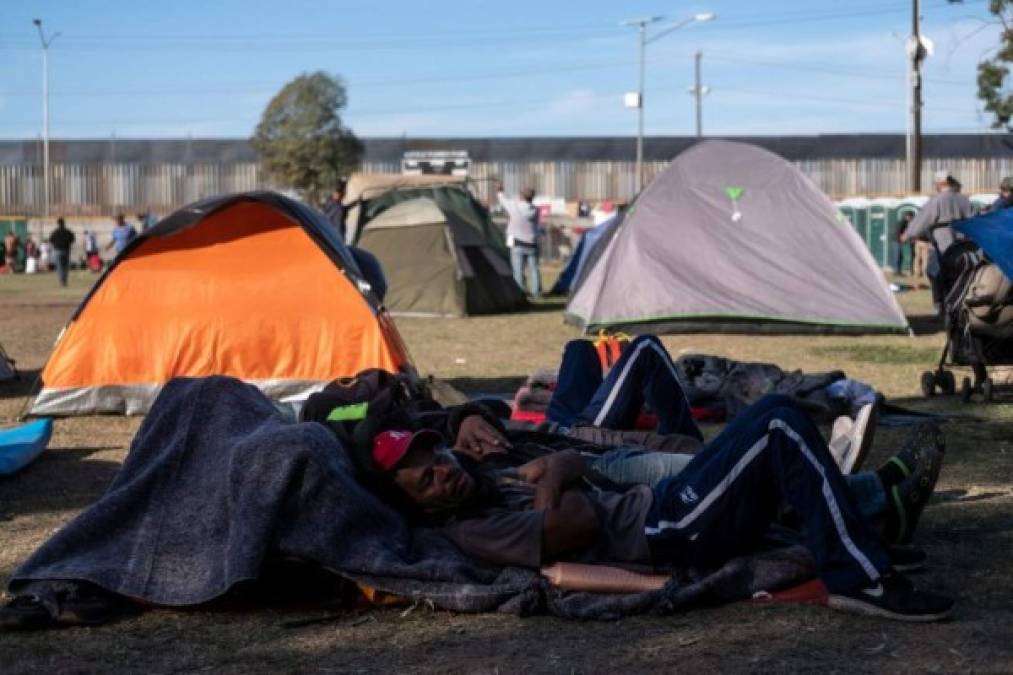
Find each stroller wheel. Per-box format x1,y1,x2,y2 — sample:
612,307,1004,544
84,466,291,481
938,370,956,395
920,371,937,397
983,378,995,403
960,377,973,403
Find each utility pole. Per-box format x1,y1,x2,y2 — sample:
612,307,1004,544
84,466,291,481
908,0,923,192
637,22,647,194
692,51,706,138
622,13,714,196
33,19,59,234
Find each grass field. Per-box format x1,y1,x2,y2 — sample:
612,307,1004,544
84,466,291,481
0,267,1012,673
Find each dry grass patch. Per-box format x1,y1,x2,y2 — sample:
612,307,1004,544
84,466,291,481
0,271,1011,673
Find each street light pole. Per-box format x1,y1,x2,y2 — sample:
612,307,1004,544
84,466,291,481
694,51,703,138
33,19,59,234
623,13,714,196
636,23,647,195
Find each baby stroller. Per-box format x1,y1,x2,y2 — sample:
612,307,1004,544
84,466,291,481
920,213,1013,402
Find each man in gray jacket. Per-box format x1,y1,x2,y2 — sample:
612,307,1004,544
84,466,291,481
902,171,972,313
497,182,541,297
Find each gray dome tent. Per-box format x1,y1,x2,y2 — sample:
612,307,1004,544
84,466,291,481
566,140,909,334
358,197,527,317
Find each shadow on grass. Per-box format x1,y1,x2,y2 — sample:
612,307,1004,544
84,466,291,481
929,510,1013,541
516,298,568,314
0,446,121,519
0,368,42,401
444,376,526,397
908,312,945,336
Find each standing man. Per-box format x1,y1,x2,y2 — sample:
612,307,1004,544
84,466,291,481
105,214,138,257
322,182,347,242
497,181,541,297
902,171,972,315
48,217,76,287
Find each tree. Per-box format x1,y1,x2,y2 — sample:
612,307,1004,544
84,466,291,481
252,72,362,205
978,1,1013,131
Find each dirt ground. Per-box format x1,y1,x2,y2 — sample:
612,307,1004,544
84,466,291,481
1,269,1012,674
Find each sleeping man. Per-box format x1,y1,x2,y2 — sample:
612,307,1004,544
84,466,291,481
1,339,946,629
301,334,950,624
363,395,952,622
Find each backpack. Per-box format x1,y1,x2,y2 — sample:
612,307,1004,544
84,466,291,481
593,330,633,373
300,369,439,474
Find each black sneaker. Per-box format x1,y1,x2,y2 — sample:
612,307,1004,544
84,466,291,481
828,572,954,622
0,583,134,631
887,544,927,573
0,595,57,632
888,440,944,544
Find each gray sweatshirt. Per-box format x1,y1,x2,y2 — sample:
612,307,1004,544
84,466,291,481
498,192,540,246
906,189,973,252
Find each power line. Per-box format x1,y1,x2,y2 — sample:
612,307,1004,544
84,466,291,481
704,54,968,87
0,92,626,129
0,1,984,53
0,44,979,100
0,80,983,131
716,86,976,113
0,59,643,97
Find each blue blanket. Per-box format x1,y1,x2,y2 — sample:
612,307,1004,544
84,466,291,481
954,208,1013,281
9,377,812,619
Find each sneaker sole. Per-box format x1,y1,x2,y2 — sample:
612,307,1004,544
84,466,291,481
827,594,953,622
896,447,945,544
843,402,879,474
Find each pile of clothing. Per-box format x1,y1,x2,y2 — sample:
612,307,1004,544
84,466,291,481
510,352,879,426
510,369,558,423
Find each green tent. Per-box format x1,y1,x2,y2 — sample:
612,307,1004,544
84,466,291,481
358,198,527,317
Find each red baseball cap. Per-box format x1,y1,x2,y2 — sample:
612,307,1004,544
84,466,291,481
372,429,444,472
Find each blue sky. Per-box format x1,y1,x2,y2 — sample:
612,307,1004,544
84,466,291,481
0,0,1002,139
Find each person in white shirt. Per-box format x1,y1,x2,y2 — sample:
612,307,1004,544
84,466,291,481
497,182,541,297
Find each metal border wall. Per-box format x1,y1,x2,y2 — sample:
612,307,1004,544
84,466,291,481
2,139,1011,215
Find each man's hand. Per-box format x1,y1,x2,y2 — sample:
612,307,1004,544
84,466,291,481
455,414,511,461
518,450,589,510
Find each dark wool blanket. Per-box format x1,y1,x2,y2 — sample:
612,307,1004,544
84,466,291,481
9,377,813,619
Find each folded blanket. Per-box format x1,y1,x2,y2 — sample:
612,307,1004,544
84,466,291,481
9,376,813,620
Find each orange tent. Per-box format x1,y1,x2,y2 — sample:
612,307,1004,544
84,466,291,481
30,192,412,416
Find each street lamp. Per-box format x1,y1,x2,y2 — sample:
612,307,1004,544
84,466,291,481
33,19,60,234
622,12,714,195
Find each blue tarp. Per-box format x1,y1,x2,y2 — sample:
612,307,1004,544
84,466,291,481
550,215,617,295
953,207,1013,281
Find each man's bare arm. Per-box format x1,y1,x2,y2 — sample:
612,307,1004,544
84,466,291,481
517,450,599,559
517,449,589,507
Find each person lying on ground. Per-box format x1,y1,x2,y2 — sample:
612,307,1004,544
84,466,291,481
364,392,954,623
304,337,937,548
477,333,935,545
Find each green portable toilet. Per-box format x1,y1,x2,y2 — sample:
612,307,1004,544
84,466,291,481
894,196,927,272
867,200,891,268
837,198,872,255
